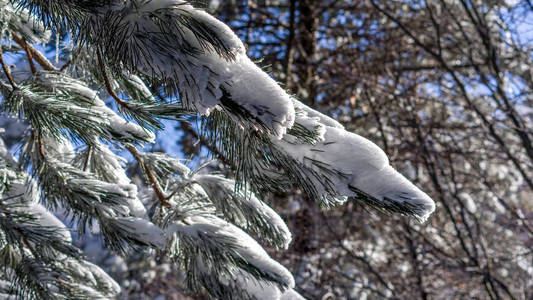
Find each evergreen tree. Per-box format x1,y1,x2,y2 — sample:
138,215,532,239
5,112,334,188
0,1,435,299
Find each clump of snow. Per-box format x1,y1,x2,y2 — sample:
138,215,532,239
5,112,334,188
293,99,343,130
41,134,75,163
113,217,166,249
0,135,17,166
95,0,295,138
90,144,147,218
281,289,307,300
79,260,122,295
0,0,51,44
276,102,436,221
34,71,155,143
13,202,72,243
122,73,156,103
235,273,282,299
166,215,295,289
194,174,292,249
91,97,156,143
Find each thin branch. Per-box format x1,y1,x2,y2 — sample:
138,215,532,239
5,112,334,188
0,46,17,89
126,145,171,208
96,50,130,110
11,32,57,72
22,40,37,75
30,130,45,159
180,121,232,166
83,146,92,172
38,132,45,159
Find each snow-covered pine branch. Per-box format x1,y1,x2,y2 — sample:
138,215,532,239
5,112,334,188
274,100,436,221
17,0,295,138
1,0,437,299
0,0,50,45
194,174,292,249
0,136,121,299
85,0,296,138
203,100,435,221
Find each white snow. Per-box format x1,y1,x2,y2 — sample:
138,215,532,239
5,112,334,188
0,136,17,166
80,260,122,295
166,215,295,288
275,102,436,220
234,273,306,300
92,144,131,184
14,202,72,243
99,0,295,138
113,217,166,249
216,53,295,138
292,99,344,130
194,174,292,249
92,144,147,218
142,152,191,177
41,135,75,163
90,97,156,143
123,73,156,102
235,273,282,299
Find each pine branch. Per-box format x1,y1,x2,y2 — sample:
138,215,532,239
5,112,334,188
194,174,292,249
180,120,232,166
126,145,171,208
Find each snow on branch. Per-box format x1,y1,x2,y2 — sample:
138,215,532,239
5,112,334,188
85,0,295,138
275,100,436,221
194,174,292,249
16,0,295,138
204,100,435,221
165,215,295,298
0,146,121,299
0,0,51,44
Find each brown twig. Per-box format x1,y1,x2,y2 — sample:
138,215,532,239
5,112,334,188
126,145,171,208
97,51,168,208
37,132,45,159
22,40,37,75
30,130,45,159
180,121,232,166
11,32,57,72
83,146,92,172
0,46,17,89
96,50,130,110
22,237,40,258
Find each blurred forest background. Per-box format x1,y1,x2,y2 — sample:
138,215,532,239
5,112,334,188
1,0,532,299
